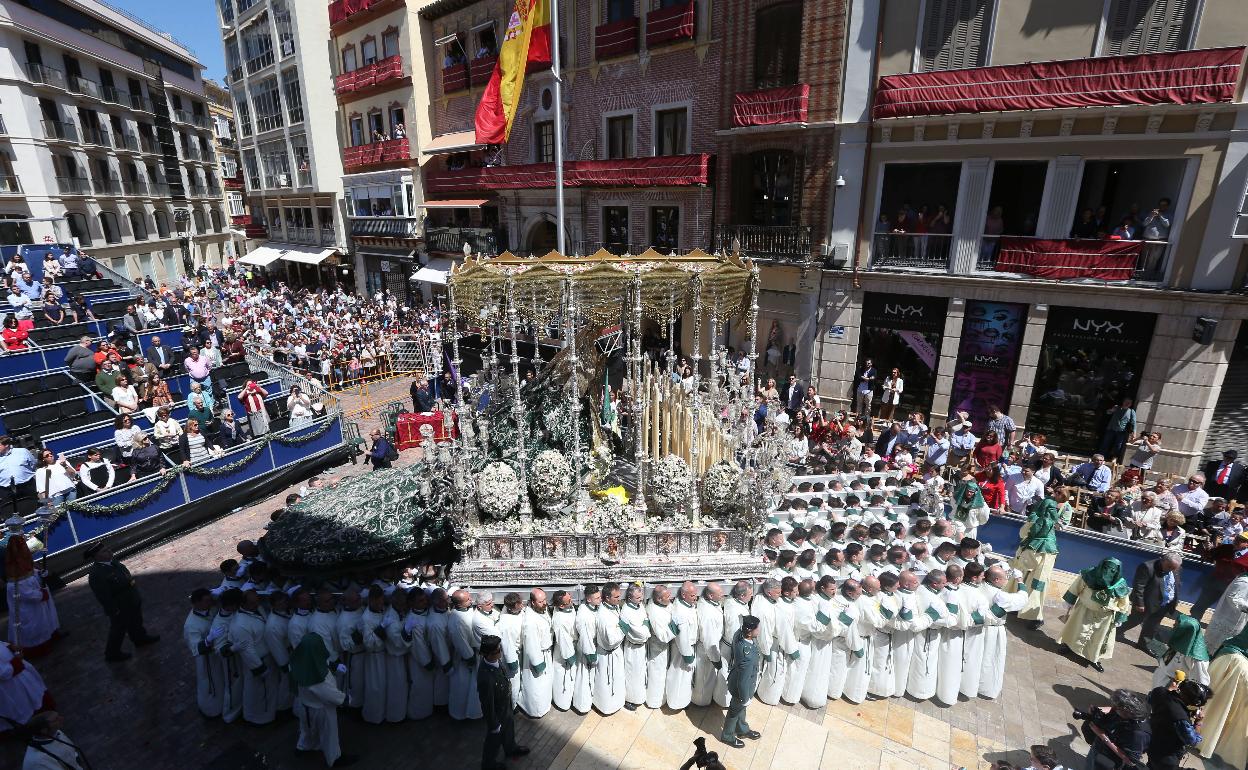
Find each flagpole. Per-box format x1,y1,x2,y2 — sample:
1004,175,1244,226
550,0,566,255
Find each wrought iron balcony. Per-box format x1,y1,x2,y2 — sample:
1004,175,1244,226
349,217,422,239
41,120,79,142
27,63,67,89
93,176,122,195
426,226,497,255
56,176,91,195
714,224,814,264
122,179,148,196
870,232,953,271
81,124,111,148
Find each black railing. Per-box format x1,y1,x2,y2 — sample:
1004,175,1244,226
872,232,954,270
714,224,813,263
350,217,423,239
426,225,498,254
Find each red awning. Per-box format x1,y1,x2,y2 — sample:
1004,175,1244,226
646,1,695,48
732,84,810,127
874,46,1244,120
425,154,711,194
422,199,490,209
994,238,1140,281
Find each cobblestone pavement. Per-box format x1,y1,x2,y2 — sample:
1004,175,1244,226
0,380,1233,769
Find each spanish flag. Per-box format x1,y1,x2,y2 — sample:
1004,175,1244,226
474,0,552,145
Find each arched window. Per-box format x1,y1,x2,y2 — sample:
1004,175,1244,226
210,208,223,232
99,211,121,244
154,209,170,238
129,210,149,240
67,212,92,246
192,208,206,233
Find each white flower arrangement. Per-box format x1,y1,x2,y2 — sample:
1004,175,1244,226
477,461,522,519
648,454,692,516
579,494,625,534
529,449,574,513
700,461,744,517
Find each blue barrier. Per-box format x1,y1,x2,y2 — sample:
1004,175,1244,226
979,513,1212,605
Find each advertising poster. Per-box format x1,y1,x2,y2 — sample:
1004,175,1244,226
949,301,1028,432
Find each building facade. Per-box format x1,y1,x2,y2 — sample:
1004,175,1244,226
217,0,348,286
0,0,231,280
811,0,1248,473
203,77,244,268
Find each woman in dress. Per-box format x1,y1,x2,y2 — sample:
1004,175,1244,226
111,375,139,414
153,406,183,455
288,385,314,429
113,415,142,466
972,430,1003,469
1058,557,1132,672
41,292,67,326
880,368,903,421
34,449,78,508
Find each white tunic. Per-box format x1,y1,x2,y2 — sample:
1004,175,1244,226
406,611,435,719
890,590,919,696
665,598,699,709
753,595,797,705
426,609,452,706
287,609,312,652
868,591,902,697
593,602,627,714
264,610,294,711
213,609,243,723
335,608,366,709
845,593,886,703
0,643,46,727
358,608,388,724
448,607,483,720
827,595,862,701
935,586,973,705
308,609,342,663
619,601,651,707
495,610,525,704
295,672,345,767
645,601,675,708
570,605,596,713
230,607,277,724
1152,652,1211,690
382,608,410,722
184,609,224,717
691,599,727,707
976,584,1028,699
783,595,818,704
551,607,579,711
21,730,85,770
955,583,991,699
906,586,952,700
6,574,58,649
1206,575,1248,652
518,606,553,718
803,590,841,708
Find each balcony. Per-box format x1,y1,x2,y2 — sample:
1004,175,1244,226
224,174,244,190
870,232,955,271
81,124,111,148
138,135,158,154
596,16,639,60
122,179,148,196
350,217,422,239
646,1,695,48
68,75,101,100
41,120,79,142
329,0,404,30
130,93,153,113
335,55,405,98
182,145,202,162
264,174,293,189
101,85,131,107
231,214,268,239
470,55,497,87
172,109,192,125
714,224,814,264
230,66,244,83
442,63,468,94
342,137,409,171
148,181,172,197
192,114,212,130
427,226,497,255
873,45,1245,120
297,169,312,187
731,84,810,128
93,176,122,195
206,183,222,196
0,175,21,195
425,153,711,195
245,49,275,75
27,62,67,89
980,236,1171,282
56,176,91,195
115,132,140,153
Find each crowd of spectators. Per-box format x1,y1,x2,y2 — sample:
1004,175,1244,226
0,247,105,352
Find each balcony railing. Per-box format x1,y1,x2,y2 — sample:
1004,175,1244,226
871,232,954,270
102,85,131,107
0,176,21,194
245,50,275,74
426,226,497,255
68,75,101,100
187,184,208,197
41,120,79,142
172,109,191,124
93,176,122,195
646,1,696,48
264,174,293,189
297,169,312,187
979,235,1172,282
81,124,111,148
130,93,152,112
329,0,398,27
230,66,244,83
56,176,91,195
256,113,284,133
319,228,337,246
27,62,67,89
224,175,244,190
115,132,140,152
149,182,171,197
596,16,639,60
442,63,469,94
470,55,497,87
122,179,148,196
286,226,315,243
732,84,810,127
336,55,405,96
425,153,711,194
350,217,423,239
342,137,409,170
192,114,212,130
714,225,814,264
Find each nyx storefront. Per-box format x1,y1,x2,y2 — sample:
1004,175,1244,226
1026,306,1157,456
856,292,948,415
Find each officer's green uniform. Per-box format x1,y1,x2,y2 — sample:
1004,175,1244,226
720,628,762,743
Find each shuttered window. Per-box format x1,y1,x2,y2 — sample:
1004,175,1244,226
1103,0,1195,56
918,0,992,72
754,2,802,89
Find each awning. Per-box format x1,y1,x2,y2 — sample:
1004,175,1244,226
422,199,490,209
237,245,284,266
278,246,338,265
421,130,482,155
410,257,456,285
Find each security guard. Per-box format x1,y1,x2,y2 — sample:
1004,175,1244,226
86,540,159,661
477,634,530,770
720,614,763,748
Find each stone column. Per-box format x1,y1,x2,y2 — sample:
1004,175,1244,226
1035,156,1083,239
949,158,992,275
1008,303,1050,430
931,297,966,425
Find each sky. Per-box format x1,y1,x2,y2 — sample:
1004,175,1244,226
109,0,227,83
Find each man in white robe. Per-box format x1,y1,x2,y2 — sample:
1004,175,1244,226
448,589,483,720
382,590,411,723
230,589,277,725
750,579,791,705
309,589,342,694
803,576,840,707
644,585,676,708
405,590,435,720
427,590,453,707
495,593,525,705
286,587,313,651
721,581,753,667
335,589,366,709
845,576,884,703
4,531,59,653
955,563,991,700
213,589,243,723
0,642,47,736
935,565,973,706
1206,573,1248,652
891,571,921,696
692,582,727,707
828,579,863,701
906,570,953,701
619,583,650,710
183,588,224,717
593,582,627,714
263,590,294,712
359,589,390,724
666,581,699,709
572,587,600,713
783,578,818,704
977,564,1028,699
550,590,578,711
869,573,902,697
519,588,553,718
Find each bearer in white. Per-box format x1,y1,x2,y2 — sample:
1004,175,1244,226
572,586,601,713
619,583,651,710
783,578,818,704
750,579,785,705
692,582,727,707
184,588,224,718
868,573,902,698
593,582,627,714
906,570,953,701
359,588,390,724
335,589,366,710
495,593,525,704
890,571,921,697
803,575,840,708
935,565,973,706
382,589,412,723
448,589,483,720
645,585,676,708
956,563,992,700
977,564,1029,699
405,590,435,720
551,590,579,711
264,590,294,712
828,579,863,701
665,581,700,709
845,576,885,703
519,588,554,718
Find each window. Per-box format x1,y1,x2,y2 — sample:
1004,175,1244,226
362,38,378,66
754,2,802,88
389,107,405,136
654,108,687,156
273,0,295,57
534,120,554,163
210,209,223,233
154,209,170,238
349,116,364,147
733,150,797,226
367,112,385,141
342,46,358,73
221,156,239,178
243,149,260,189
918,0,992,72
235,95,252,137
227,192,246,217
474,25,497,58
129,210,149,240
603,206,629,253
242,20,275,72
250,76,283,132
605,0,634,23
383,30,400,60
650,207,679,252
606,114,633,159
67,212,91,245
259,140,291,187
351,186,400,217
282,68,303,124
99,211,121,243
1103,0,1196,56
193,209,206,233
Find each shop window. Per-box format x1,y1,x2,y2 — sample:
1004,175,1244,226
855,292,949,416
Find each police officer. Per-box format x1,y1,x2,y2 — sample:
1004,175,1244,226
477,634,529,770
719,614,763,748
86,540,159,661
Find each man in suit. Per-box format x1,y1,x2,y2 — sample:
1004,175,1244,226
1204,450,1245,503
1118,550,1182,648
719,614,763,748
86,541,159,661
144,335,176,378
785,376,804,418
476,634,529,770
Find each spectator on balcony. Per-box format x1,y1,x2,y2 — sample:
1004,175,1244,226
152,407,182,454
1070,208,1098,239
42,292,68,326
128,433,161,479
76,448,116,496
371,129,385,144
1111,216,1136,240
121,304,147,334
218,410,251,449
69,293,96,322
56,246,80,278
0,316,29,353
145,335,176,377
982,205,1004,263
6,286,32,323
288,386,314,429
111,375,139,415
3,254,25,279
178,419,217,466
113,414,142,466
35,449,78,508
393,123,406,140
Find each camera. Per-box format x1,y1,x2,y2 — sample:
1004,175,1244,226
1072,710,1090,721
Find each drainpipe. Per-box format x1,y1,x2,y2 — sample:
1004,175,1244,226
850,0,887,291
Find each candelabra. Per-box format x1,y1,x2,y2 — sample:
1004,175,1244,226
504,275,532,520
563,276,589,514
687,276,704,524
630,273,647,521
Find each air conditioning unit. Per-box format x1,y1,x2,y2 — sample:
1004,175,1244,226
825,243,850,269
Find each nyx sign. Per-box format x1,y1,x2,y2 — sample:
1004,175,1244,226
883,304,925,318
972,355,1002,366
1071,319,1124,335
